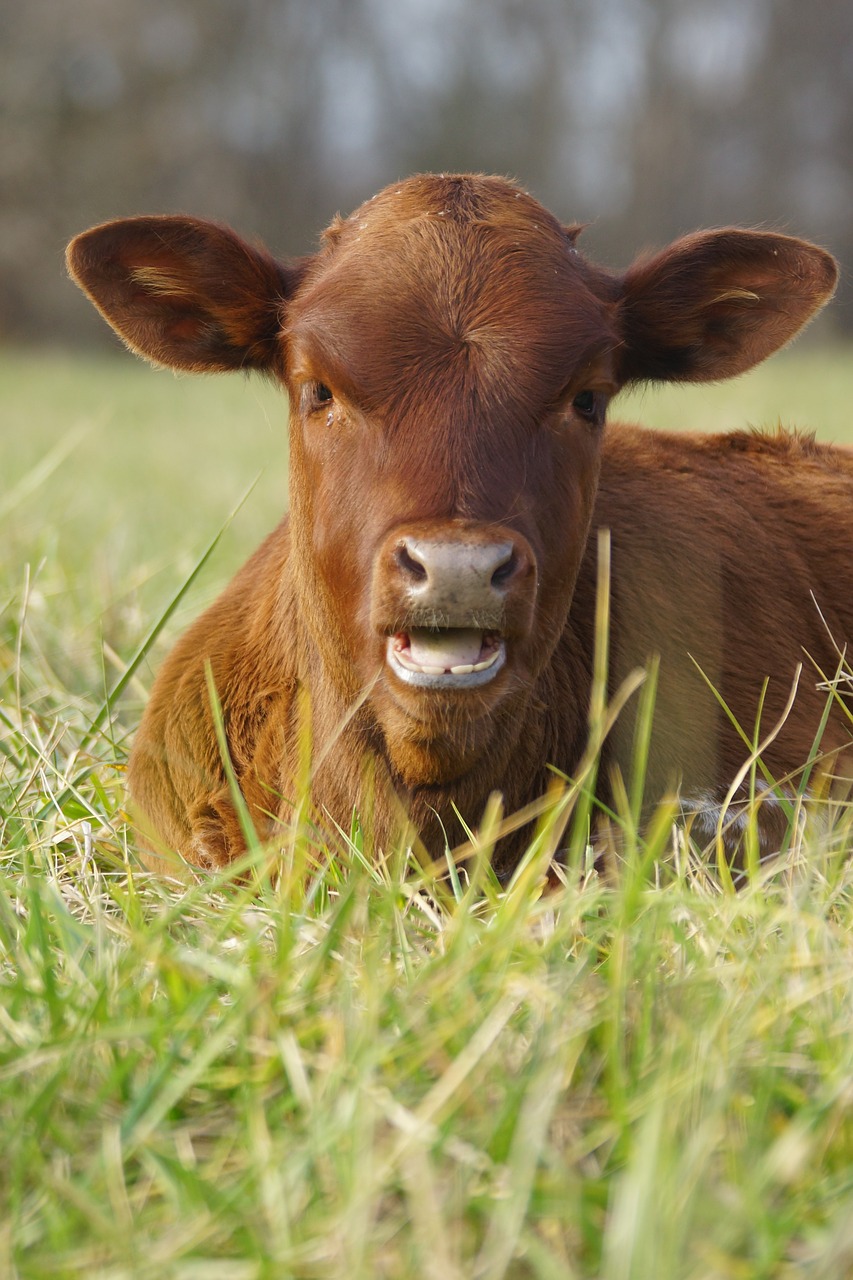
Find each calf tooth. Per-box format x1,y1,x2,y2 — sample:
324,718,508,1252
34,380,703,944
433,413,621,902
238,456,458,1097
450,663,475,675
472,650,500,672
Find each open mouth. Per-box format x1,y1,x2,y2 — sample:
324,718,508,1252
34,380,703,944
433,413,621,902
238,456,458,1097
386,628,506,688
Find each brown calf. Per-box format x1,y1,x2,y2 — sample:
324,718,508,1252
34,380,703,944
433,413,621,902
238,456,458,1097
67,174,851,876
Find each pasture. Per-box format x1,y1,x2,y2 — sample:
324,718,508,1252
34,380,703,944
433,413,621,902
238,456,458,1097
3,344,853,1277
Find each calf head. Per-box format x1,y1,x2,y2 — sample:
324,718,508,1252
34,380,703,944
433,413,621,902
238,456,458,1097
68,175,837,792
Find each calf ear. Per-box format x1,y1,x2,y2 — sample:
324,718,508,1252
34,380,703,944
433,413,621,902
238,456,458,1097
67,216,299,372
617,229,838,384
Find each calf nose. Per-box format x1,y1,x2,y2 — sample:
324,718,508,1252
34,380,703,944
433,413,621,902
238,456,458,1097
395,535,525,615
371,522,538,637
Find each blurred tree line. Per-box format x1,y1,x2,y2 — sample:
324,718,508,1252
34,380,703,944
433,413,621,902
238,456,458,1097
3,0,852,344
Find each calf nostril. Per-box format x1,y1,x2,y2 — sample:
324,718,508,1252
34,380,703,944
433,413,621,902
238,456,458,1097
395,542,428,583
490,549,517,589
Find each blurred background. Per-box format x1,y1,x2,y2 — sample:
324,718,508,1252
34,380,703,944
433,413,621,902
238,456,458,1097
4,0,853,347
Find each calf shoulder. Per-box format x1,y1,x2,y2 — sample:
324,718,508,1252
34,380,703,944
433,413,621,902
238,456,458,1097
127,518,297,874
590,423,853,808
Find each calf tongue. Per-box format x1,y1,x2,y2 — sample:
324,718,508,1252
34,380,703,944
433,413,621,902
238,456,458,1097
407,628,484,670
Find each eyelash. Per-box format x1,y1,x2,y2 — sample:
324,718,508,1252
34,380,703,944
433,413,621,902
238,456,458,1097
572,390,599,420
304,381,335,415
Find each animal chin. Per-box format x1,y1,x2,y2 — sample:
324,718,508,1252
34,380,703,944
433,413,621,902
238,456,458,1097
386,628,506,688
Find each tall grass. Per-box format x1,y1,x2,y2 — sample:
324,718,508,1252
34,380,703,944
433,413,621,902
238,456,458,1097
2,347,853,1278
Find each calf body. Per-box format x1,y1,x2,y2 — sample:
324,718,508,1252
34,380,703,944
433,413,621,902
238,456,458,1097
67,174,851,875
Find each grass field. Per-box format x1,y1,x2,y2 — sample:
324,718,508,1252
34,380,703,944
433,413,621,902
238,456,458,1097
3,345,853,1278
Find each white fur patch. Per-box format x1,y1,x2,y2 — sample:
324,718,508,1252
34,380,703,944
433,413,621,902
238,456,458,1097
680,780,801,858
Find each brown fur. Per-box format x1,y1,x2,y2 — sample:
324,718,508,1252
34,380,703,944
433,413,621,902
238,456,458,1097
66,174,849,876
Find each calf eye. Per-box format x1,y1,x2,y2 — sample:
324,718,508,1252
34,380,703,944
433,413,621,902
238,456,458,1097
304,381,336,417
572,390,598,420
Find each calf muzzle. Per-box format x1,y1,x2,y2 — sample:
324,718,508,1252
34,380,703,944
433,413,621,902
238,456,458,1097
371,522,537,690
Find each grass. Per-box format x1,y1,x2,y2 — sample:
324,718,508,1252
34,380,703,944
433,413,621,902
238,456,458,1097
3,344,853,1278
